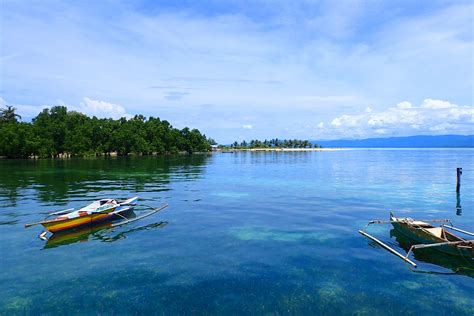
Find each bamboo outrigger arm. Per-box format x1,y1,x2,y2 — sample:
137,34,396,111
25,208,76,227
418,219,452,223
441,225,474,237
112,204,168,227
405,240,474,260
358,230,418,267
25,221,46,228
91,203,169,227
363,218,452,228
48,208,75,216
363,220,389,228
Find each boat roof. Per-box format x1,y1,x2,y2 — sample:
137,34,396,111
77,199,117,213
392,216,432,227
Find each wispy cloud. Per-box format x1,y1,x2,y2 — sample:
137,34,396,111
146,86,182,90
293,96,355,103
163,91,190,101
1,1,472,142
166,76,283,84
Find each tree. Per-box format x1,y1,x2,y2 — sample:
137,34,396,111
0,122,37,158
221,138,319,150
0,106,213,158
207,138,217,145
0,105,21,123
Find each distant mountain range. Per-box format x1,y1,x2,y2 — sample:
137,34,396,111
313,135,474,148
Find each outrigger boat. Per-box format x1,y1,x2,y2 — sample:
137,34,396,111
359,212,473,268
390,228,474,277
25,197,168,235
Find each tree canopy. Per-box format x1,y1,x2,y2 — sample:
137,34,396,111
0,106,211,158
222,139,320,149
0,105,22,123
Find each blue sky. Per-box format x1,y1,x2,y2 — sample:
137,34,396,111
1,0,473,142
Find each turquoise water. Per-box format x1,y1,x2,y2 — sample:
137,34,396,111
0,150,473,315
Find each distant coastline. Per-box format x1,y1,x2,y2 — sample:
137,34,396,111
313,135,474,148
215,147,348,152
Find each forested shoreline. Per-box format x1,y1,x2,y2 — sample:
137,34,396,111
0,106,212,158
222,139,320,149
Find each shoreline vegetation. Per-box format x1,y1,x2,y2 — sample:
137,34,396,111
0,106,212,159
0,105,333,159
215,139,332,152
216,147,346,152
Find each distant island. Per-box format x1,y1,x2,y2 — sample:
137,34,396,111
219,139,322,150
218,135,474,151
313,135,474,148
0,105,212,158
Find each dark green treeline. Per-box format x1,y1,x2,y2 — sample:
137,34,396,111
0,106,212,158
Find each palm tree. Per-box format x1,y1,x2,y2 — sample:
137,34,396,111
0,105,21,122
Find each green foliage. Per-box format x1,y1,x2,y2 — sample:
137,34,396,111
0,106,211,158
224,139,319,149
0,122,37,158
0,105,22,123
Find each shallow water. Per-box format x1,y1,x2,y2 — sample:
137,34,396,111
0,150,473,315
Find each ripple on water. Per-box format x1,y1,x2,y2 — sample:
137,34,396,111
0,151,473,314
213,191,250,199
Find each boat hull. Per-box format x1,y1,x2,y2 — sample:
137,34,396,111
45,222,112,248
391,221,473,258
390,228,474,276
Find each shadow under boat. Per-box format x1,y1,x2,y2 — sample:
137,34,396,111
390,228,474,277
44,210,168,249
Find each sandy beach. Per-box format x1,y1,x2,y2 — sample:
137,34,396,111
217,148,348,152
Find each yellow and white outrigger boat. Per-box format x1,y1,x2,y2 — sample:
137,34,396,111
25,197,168,235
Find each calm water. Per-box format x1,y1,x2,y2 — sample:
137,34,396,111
0,150,473,315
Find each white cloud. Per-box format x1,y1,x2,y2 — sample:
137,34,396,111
421,99,457,109
318,99,473,139
429,123,457,132
243,124,253,129
1,97,132,120
396,101,412,109
331,114,364,127
1,2,473,142
73,97,131,119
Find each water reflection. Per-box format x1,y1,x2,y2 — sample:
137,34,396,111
44,210,169,249
456,192,462,216
1,150,473,315
390,229,474,277
0,155,210,207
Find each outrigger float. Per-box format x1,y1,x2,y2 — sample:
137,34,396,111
25,197,168,238
359,212,474,268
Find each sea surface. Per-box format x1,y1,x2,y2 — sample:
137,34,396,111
0,149,473,315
